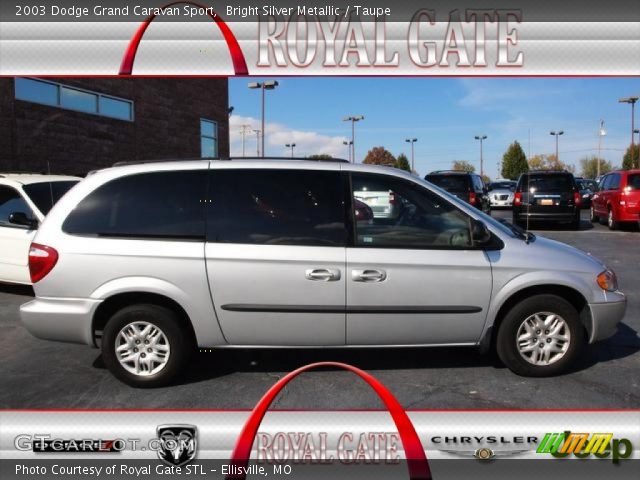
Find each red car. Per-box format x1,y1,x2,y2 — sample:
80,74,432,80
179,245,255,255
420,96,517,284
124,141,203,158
590,169,640,229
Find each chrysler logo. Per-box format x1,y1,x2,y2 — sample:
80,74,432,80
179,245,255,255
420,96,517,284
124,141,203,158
157,424,197,467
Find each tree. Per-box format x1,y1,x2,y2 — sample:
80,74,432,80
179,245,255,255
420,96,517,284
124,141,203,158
622,144,640,170
395,153,411,172
452,160,475,172
527,154,574,173
363,147,396,166
481,174,491,184
501,141,528,180
579,155,612,178
307,154,333,160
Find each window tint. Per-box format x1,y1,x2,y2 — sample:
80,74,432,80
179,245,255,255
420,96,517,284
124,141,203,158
490,181,515,190
207,169,346,246
425,175,469,192
22,181,78,215
628,174,640,190
63,171,206,239
609,173,621,190
352,173,471,249
472,175,484,190
0,186,35,226
519,174,574,192
599,175,611,191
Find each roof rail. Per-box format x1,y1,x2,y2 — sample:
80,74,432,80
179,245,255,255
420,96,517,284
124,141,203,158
112,157,349,167
0,171,48,177
427,170,472,174
526,169,571,173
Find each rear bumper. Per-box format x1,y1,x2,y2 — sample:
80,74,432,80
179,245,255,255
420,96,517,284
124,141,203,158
617,209,640,222
587,298,627,343
20,297,101,346
514,209,577,222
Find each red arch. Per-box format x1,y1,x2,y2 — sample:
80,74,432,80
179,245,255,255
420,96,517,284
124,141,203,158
227,362,432,480
119,1,248,75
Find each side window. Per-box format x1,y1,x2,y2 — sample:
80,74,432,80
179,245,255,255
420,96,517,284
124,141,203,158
599,175,610,191
63,171,207,239
473,176,484,191
609,173,621,190
207,169,346,246
0,186,35,226
351,173,472,249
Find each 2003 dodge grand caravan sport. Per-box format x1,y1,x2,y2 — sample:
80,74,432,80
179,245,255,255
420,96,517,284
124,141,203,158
20,159,626,387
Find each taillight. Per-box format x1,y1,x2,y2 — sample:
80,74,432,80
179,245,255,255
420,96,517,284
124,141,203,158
28,243,58,283
573,191,581,206
514,192,522,205
468,192,476,204
389,191,397,205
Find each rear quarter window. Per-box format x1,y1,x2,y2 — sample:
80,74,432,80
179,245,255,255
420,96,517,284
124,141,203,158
62,170,207,239
627,174,640,190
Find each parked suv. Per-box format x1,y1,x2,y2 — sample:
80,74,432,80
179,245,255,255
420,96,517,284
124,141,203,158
0,173,79,284
424,171,490,213
20,160,625,386
590,169,640,230
512,171,582,229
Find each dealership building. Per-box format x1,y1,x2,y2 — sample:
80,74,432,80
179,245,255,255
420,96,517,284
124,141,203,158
0,77,229,175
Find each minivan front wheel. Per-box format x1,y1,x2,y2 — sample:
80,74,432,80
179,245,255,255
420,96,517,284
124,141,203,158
496,295,585,377
102,304,192,387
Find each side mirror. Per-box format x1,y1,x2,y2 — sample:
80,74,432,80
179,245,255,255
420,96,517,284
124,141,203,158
8,212,38,229
471,219,491,245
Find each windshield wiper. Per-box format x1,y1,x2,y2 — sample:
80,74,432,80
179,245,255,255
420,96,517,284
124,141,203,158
496,218,535,243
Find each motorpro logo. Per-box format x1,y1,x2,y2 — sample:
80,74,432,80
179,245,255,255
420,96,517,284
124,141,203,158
537,431,633,463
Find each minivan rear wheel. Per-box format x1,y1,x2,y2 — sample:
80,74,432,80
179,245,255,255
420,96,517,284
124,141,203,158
589,206,598,223
496,295,585,377
102,304,192,387
607,208,618,230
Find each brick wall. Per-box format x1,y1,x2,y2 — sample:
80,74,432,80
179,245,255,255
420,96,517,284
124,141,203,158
0,78,229,175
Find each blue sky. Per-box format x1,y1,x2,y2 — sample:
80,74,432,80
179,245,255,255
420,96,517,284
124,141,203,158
229,78,639,179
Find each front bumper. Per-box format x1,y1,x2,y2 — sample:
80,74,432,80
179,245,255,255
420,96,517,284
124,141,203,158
20,297,101,346
587,299,627,343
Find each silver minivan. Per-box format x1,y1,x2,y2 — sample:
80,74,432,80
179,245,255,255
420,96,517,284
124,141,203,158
20,159,626,387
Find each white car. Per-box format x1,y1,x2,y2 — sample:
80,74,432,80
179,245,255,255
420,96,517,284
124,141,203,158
488,181,516,208
0,173,79,284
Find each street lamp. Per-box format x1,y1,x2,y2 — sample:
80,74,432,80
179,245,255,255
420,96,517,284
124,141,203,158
405,138,418,172
474,135,487,176
343,115,364,163
285,143,296,158
248,80,279,158
619,96,638,168
343,140,353,163
252,129,261,156
597,120,606,178
549,131,564,161
239,124,251,157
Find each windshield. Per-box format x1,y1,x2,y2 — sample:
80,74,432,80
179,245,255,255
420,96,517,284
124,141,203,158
22,181,79,215
425,175,469,192
519,174,574,192
489,181,515,190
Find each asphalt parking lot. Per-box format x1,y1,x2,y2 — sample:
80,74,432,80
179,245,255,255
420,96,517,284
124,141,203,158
1,209,638,409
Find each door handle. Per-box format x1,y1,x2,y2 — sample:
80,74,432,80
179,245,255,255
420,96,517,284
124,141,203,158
352,269,387,282
305,269,341,281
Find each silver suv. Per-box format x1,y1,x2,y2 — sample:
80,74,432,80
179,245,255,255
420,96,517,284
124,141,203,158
20,159,626,387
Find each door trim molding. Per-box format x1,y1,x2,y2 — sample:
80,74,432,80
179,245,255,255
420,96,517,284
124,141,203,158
221,304,482,314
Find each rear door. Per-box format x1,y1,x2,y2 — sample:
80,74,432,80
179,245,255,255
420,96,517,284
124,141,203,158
205,167,347,345
0,185,37,283
624,173,640,215
345,172,492,345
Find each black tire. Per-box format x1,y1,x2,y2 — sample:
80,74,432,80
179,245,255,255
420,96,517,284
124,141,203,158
589,206,598,223
496,294,586,377
102,304,194,388
607,208,618,230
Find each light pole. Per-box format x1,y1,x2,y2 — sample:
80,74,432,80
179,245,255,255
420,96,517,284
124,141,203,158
619,96,638,168
343,140,353,163
474,135,487,176
248,80,279,158
597,120,606,178
405,138,418,172
343,115,364,163
252,129,261,156
635,128,640,146
285,143,296,158
239,124,251,157
550,130,564,161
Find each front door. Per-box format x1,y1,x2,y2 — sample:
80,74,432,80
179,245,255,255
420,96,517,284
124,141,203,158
205,168,347,345
346,172,493,345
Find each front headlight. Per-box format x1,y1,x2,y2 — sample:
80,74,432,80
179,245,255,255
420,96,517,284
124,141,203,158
596,270,618,291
